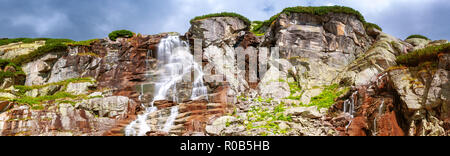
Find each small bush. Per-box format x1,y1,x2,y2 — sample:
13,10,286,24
396,43,450,67
108,30,134,41
406,34,430,40
190,12,251,26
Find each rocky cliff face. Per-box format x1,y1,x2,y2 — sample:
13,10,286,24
0,8,448,136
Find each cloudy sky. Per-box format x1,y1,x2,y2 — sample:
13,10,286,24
0,0,448,41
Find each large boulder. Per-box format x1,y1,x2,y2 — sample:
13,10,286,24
189,17,249,47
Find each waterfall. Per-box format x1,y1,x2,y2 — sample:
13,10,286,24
125,36,208,136
162,106,179,132
343,91,358,117
344,91,358,130
373,98,385,136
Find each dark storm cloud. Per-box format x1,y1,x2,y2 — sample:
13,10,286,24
0,0,448,41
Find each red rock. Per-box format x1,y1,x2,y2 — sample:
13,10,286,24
0,101,12,112
347,117,368,136
377,111,405,136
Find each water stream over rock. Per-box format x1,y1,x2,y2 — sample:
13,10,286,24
125,36,208,136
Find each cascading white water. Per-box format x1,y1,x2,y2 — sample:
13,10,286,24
373,98,385,136
344,91,358,130
125,36,208,136
162,106,179,132
343,91,358,117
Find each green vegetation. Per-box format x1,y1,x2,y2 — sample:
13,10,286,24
250,21,265,36
14,77,95,95
10,42,68,65
277,79,303,100
5,77,96,109
244,103,292,135
396,43,450,67
0,59,26,82
108,30,134,41
0,38,73,46
190,12,251,26
364,22,383,31
406,34,430,40
1,38,101,65
12,92,78,107
66,39,99,46
304,84,349,109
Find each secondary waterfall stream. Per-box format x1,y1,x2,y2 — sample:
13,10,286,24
125,36,208,136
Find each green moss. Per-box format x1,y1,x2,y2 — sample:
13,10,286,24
396,43,450,67
364,22,383,31
406,34,430,40
254,6,367,34
190,12,251,26
281,79,303,100
108,30,134,41
305,84,349,109
243,103,292,135
11,92,78,106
